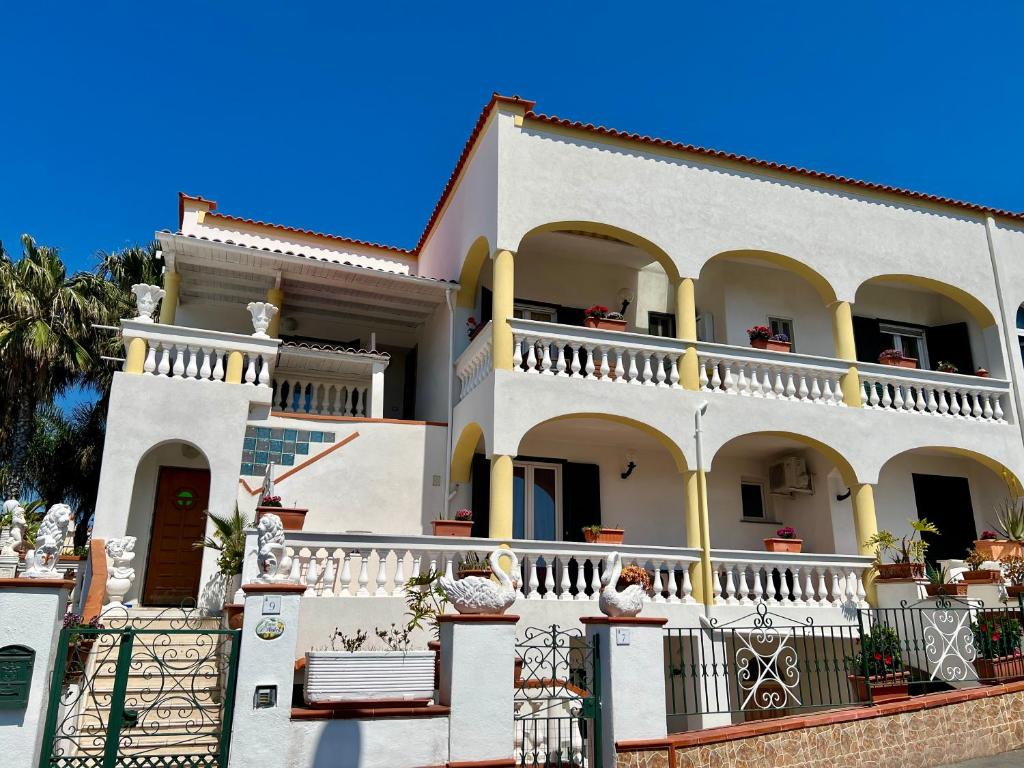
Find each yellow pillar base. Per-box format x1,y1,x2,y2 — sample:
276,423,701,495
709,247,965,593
681,347,700,391
125,338,147,374
159,272,180,325
841,366,863,407
489,454,514,539
225,351,244,384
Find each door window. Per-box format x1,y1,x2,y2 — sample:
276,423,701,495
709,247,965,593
514,303,557,323
768,317,795,350
879,323,929,367
512,462,562,541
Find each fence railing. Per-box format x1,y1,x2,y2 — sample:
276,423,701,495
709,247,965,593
710,551,873,608
858,362,1009,423
271,374,372,417
456,322,493,400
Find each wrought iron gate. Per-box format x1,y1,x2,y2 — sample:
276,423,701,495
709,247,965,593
515,625,601,768
39,606,240,768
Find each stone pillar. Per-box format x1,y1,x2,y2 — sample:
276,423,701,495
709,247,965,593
439,614,518,765
489,454,514,539
227,582,305,768
831,300,862,407
160,271,181,325
266,287,284,339
0,578,74,767
852,483,879,604
370,363,386,419
683,470,709,604
581,617,668,768
491,249,515,370
675,277,700,391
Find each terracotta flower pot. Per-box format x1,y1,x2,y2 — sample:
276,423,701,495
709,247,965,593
962,569,1004,584
514,656,524,686
584,317,627,332
256,506,307,531
64,638,95,684
223,603,245,630
750,339,792,353
1007,585,1024,600
457,568,492,580
876,562,925,581
974,539,1022,561
975,654,1024,684
925,583,968,597
582,528,625,544
431,519,474,537
879,355,918,369
976,368,990,378
848,671,910,703
764,538,803,553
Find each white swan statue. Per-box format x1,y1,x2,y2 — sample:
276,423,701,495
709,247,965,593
598,551,646,617
440,547,521,615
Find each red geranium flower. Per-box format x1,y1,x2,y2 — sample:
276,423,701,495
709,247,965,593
874,652,882,661
884,656,893,665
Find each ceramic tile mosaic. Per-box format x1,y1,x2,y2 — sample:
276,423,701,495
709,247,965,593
241,426,335,476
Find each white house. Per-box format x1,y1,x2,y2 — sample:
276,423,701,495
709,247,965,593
87,93,1024,628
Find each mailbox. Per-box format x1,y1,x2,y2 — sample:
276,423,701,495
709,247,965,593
0,645,35,709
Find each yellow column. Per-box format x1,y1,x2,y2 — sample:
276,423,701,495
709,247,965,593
675,278,700,390
266,287,284,339
852,482,879,605
159,272,180,325
492,250,515,370
696,470,714,605
489,454,514,539
831,301,862,407
684,470,711,604
124,338,146,374
225,351,244,384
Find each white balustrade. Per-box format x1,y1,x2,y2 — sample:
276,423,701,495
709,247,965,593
272,376,371,417
122,318,279,386
858,362,1009,423
271,531,700,604
509,318,683,387
710,551,872,608
455,322,493,400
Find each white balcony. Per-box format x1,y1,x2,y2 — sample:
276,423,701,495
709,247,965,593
271,341,389,419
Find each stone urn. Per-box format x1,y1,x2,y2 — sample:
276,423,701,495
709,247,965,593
131,284,165,322
247,301,279,338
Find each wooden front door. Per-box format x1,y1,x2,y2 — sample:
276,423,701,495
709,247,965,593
143,467,210,606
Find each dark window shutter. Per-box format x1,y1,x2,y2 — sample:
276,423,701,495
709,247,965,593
558,306,586,326
852,316,883,364
562,462,601,542
480,288,492,325
470,454,491,538
925,322,974,374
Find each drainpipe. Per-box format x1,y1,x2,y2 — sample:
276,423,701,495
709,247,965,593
693,400,714,616
443,288,457,518
983,215,1024,451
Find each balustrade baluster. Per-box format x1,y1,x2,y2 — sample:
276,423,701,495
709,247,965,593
304,556,321,597
736,565,752,605
749,365,763,397
554,344,566,375
614,349,626,383
574,558,588,600
651,561,666,602
983,394,994,420
375,550,390,596
158,344,171,376
803,568,815,606
184,346,199,379
892,383,904,410
321,557,336,597
627,350,640,384
198,347,212,380
172,346,186,378
790,567,802,604
880,382,892,409
583,345,596,378
926,388,938,413
640,353,654,386
721,360,735,393
681,568,694,604
735,363,749,395
525,339,538,373
829,570,842,607
709,360,722,390
994,396,1005,422
936,388,949,415
356,552,370,596
394,552,407,596
669,354,680,388
712,564,723,604
948,389,961,417
784,371,797,400
543,557,556,600
244,355,257,384
336,553,351,596
558,557,573,600
212,350,225,381
751,566,764,603
589,559,601,600
772,369,785,398
797,372,810,402
539,342,553,374
666,564,680,603
598,347,611,380
143,344,157,375
288,552,303,584
512,335,524,369
724,564,738,605
570,344,582,377
915,387,928,413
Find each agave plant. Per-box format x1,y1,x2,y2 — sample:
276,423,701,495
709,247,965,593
991,496,1024,542
194,506,252,576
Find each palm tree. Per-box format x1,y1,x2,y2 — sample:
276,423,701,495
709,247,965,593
194,507,253,577
0,235,110,498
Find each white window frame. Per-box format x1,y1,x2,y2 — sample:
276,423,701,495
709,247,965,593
879,322,929,368
513,460,563,540
514,302,558,323
739,477,773,523
767,316,795,351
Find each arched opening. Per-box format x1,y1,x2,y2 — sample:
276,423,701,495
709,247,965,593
456,236,491,309
853,275,1000,377
874,446,1020,564
126,440,211,607
708,431,858,554
451,421,485,484
695,250,840,356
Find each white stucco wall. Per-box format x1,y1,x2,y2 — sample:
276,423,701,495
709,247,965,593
286,717,449,768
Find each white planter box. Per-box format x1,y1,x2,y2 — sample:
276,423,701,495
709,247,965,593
304,650,436,703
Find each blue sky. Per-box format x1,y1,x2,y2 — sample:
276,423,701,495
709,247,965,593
2,2,1023,274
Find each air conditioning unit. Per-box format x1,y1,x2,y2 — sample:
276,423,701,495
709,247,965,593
768,456,814,495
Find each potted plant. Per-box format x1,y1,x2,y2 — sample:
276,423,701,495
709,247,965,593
962,547,1005,584
972,613,1024,683
582,524,625,544
457,552,492,580
878,349,918,369
847,625,910,703
864,519,939,580
925,563,967,597
195,506,251,616
583,305,627,332
1004,557,1024,600
466,316,483,340
63,613,102,684
983,497,1024,560
936,360,959,374
976,368,990,378
432,508,474,537
256,495,307,531
617,563,653,595
764,526,802,553
747,326,791,353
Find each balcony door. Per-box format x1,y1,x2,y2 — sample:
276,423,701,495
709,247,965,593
513,461,561,541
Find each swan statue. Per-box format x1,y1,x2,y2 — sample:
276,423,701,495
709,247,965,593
440,547,521,614
598,551,646,617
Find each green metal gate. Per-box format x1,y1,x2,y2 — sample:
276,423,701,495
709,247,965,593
515,624,601,768
39,607,240,768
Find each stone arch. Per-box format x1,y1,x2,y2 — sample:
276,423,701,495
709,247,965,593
707,429,859,487
451,421,487,483
517,221,682,283
512,412,689,473
699,249,839,306
456,236,492,309
876,445,1021,493
855,274,997,328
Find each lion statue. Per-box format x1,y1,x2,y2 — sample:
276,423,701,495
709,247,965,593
1,499,27,557
24,503,73,578
256,513,286,581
